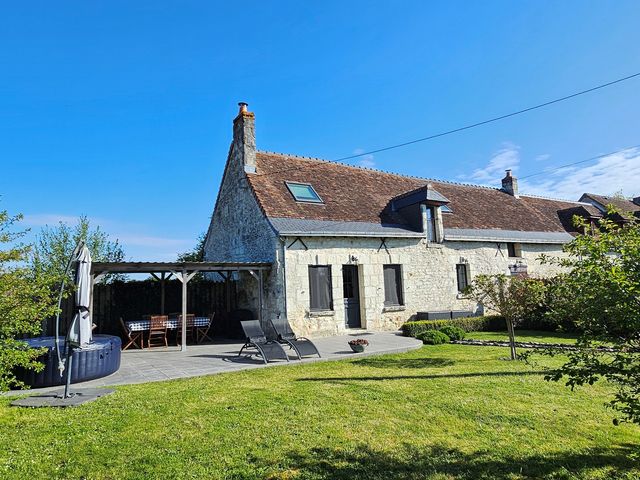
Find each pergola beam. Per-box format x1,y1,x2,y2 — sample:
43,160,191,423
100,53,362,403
91,261,271,275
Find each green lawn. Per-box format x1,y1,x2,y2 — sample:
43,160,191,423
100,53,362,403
466,330,580,344
1,341,638,480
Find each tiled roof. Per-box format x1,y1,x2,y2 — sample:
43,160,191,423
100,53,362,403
580,193,640,215
247,151,598,236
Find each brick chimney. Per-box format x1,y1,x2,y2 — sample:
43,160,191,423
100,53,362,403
233,102,256,174
501,169,519,198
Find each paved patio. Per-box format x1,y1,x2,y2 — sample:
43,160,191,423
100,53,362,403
9,331,422,394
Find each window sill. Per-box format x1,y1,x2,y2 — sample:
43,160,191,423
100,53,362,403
383,305,406,312
426,242,444,248
309,310,335,317
456,293,468,300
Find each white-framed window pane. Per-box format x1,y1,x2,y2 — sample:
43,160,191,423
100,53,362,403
425,207,436,242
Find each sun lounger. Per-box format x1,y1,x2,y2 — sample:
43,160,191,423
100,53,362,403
238,320,289,364
269,317,321,359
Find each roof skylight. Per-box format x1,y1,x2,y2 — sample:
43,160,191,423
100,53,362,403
285,182,323,203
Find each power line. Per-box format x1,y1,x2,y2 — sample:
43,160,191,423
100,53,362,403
333,71,640,162
255,71,640,178
519,144,640,180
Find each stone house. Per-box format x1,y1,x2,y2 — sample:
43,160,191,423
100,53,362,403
204,104,608,337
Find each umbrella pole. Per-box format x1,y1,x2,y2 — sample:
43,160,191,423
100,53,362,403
63,346,73,398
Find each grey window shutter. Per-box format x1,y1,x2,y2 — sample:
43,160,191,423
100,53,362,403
384,265,402,306
309,266,332,310
456,264,468,292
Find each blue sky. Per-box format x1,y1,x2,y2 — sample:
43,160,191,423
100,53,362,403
2,1,639,260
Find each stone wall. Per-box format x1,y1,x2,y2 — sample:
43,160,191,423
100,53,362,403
283,236,567,338
202,111,286,325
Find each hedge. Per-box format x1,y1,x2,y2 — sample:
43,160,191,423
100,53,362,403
401,315,506,337
417,330,450,345
438,325,466,341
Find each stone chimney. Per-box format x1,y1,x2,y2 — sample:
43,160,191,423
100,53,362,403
233,102,256,174
501,169,519,198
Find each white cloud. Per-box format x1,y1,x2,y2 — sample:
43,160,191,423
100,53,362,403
469,142,520,183
535,153,551,162
353,148,376,168
521,147,640,199
468,143,640,200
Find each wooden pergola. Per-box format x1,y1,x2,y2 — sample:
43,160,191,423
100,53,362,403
91,261,271,351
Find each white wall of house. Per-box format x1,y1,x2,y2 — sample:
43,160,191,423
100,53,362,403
204,105,571,338
282,236,566,337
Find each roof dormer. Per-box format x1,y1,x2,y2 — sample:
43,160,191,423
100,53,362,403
391,184,450,242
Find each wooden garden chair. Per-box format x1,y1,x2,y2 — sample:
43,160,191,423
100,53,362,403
147,315,168,348
119,317,143,350
175,314,196,346
196,313,215,344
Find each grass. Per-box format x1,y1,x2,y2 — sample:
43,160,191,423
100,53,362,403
466,330,580,344
1,339,638,479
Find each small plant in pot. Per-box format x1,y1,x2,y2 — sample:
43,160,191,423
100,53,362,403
348,338,369,353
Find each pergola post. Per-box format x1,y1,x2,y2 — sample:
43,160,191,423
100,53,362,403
172,269,199,352
90,273,106,333
89,273,96,334
160,273,166,315
248,269,264,328
181,268,187,351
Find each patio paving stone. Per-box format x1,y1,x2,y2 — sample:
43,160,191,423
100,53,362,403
5,331,421,396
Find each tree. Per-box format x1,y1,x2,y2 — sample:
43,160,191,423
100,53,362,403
0,209,58,391
176,232,206,262
465,274,547,360
30,215,125,285
175,232,206,282
539,210,640,424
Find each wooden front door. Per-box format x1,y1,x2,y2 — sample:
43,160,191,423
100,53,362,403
342,265,361,328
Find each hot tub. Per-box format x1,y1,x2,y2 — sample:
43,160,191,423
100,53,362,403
14,335,121,388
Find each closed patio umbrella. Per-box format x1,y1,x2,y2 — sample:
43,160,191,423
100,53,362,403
67,244,93,347
59,243,93,398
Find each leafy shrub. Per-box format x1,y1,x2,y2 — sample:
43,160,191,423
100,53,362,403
417,330,450,345
439,325,466,341
401,315,505,337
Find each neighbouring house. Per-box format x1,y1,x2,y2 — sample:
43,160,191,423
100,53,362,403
579,192,640,221
203,103,614,337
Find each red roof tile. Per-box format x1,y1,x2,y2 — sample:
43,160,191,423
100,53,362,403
581,193,640,215
247,152,596,234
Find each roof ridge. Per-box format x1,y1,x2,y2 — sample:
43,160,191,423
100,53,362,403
257,150,501,192
518,193,586,204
